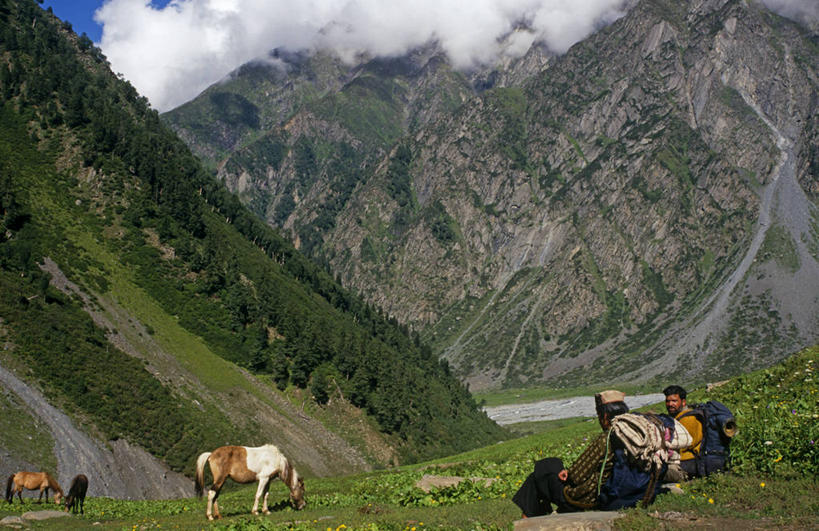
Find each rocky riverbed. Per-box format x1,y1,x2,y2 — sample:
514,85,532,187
483,393,665,425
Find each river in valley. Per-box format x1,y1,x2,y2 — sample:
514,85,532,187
483,393,666,425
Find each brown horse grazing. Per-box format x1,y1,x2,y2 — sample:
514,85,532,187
64,474,88,514
194,444,305,520
5,471,63,504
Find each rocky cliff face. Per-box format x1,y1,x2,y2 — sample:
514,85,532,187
165,0,818,390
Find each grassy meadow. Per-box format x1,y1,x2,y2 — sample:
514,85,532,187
1,346,816,530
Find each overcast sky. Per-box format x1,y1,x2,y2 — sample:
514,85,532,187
762,0,819,28
60,0,817,113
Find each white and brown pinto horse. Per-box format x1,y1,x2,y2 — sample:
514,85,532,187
5,471,63,504
194,444,305,520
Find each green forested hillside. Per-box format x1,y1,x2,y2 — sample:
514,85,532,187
0,0,505,471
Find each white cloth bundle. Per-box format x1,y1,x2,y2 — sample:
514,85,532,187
611,413,690,472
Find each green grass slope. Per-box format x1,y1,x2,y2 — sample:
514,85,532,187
0,0,505,475
1,345,815,529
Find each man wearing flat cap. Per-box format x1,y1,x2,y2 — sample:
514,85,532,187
512,390,665,517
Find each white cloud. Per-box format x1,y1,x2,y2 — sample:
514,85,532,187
95,0,630,111
760,0,819,29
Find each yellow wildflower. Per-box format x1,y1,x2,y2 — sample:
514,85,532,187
708,498,714,504
760,482,766,487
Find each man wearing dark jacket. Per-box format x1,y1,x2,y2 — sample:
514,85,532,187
512,390,666,517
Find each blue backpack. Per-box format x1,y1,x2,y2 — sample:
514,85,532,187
679,400,737,476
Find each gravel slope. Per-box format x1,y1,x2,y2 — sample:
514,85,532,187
0,363,191,500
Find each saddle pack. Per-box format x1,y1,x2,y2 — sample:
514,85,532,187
678,400,737,476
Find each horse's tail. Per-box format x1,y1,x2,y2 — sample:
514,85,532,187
194,452,211,498
5,474,14,503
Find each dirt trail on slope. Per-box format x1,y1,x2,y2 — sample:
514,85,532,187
0,363,191,499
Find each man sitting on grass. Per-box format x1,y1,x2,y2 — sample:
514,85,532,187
512,390,667,517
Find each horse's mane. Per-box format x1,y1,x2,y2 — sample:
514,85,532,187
46,472,64,494
248,444,298,489
280,455,294,487
268,446,298,489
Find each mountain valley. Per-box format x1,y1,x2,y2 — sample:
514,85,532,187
165,0,819,391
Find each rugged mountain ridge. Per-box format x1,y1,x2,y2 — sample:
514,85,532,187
165,0,818,391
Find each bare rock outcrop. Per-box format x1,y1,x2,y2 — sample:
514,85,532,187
513,511,624,531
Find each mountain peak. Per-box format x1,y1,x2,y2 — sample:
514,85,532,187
164,0,818,391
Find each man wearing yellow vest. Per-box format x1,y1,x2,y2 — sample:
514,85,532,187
663,385,702,479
